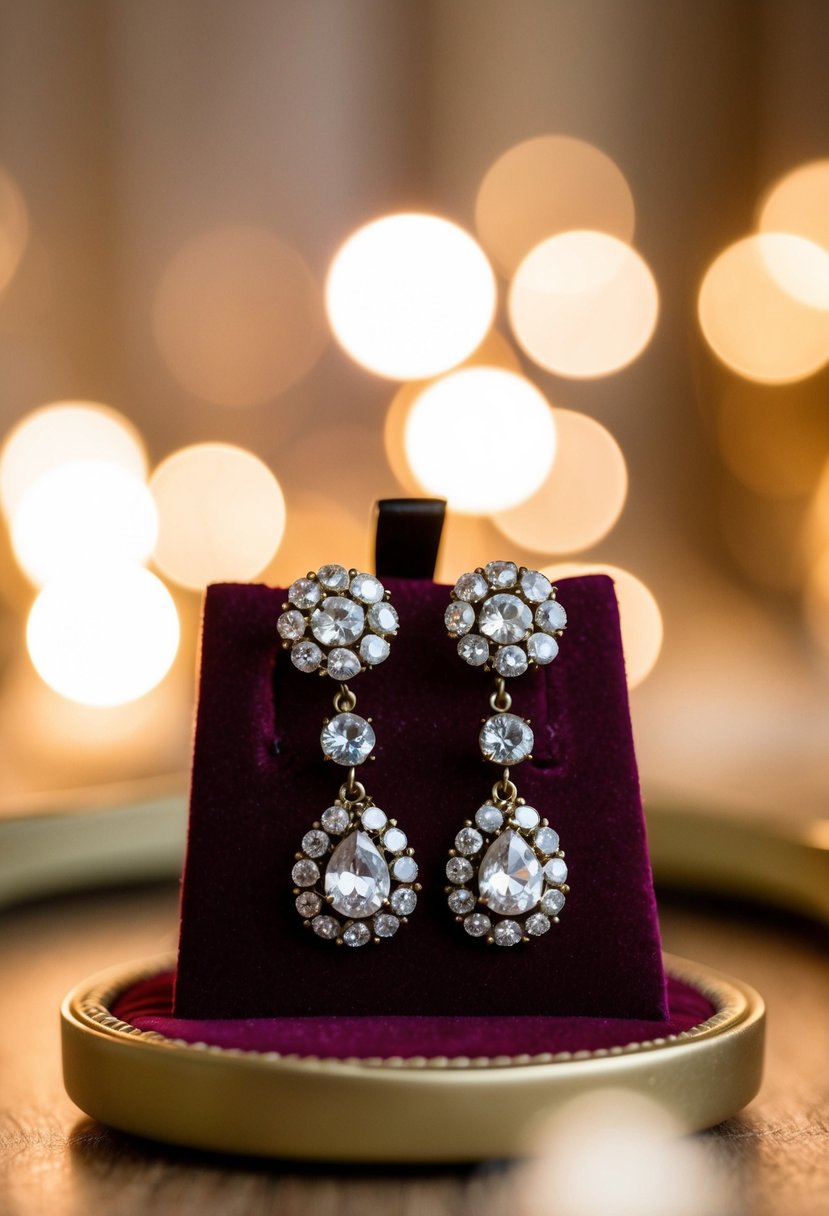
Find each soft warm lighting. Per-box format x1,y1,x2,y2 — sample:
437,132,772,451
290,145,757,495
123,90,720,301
267,490,371,586
759,160,829,308
475,135,635,277
11,461,158,587
509,231,659,378
494,409,627,552
0,401,147,522
698,234,829,383
153,226,326,407
0,167,29,294
325,213,497,379
150,443,286,590
716,380,826,500
546,562,663,687
404,367,556,514
26,568,180,707
804,547,829,657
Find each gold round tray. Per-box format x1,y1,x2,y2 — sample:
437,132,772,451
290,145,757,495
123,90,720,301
62,952,764,1162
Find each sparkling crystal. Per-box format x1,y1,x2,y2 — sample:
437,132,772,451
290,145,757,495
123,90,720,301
327,647,361,680
393,855,418,882
534,826,560,854
527,632,559,665
321,805,350,834
445,601,475,637
446,856,473,884
526,912,551,936
292,859,320,887
514,805,540,829
383,827,407,852
311,596,365,647
453,571,488,602
479,594,532,644
390,887,417,915
318,563,349,591
350,573,384,604
277,609,305,641
484,560,518,589
494,645,528,678
312,915,340,939
479,714,534,764
374,912,400,938
368,601,399,636
361,806,387,830
448,888,475,914
291,640,322,673
464,912,491,937
541,889,566,915
455,827,483,855
296,891,321,918
288,577,321,609
493,919,522,946
458,634,489,667
301,829,330,858
324,830,390,916
343,922,371,947
478,829,543,915
544,857,568,884
360,634,390,666
475,804,504,832
321,713,375,765
535,599,567,634
520,569,553,603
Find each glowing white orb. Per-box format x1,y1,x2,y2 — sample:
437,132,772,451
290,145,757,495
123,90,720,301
759,160,829,308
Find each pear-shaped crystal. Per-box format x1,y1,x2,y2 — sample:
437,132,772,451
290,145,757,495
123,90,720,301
478,829,543,915
324,829,390,918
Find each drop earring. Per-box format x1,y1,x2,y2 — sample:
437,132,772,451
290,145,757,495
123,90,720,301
444,561,569,947
279,564,418,947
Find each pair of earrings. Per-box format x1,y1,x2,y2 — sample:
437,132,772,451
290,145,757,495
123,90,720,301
280,561,568,950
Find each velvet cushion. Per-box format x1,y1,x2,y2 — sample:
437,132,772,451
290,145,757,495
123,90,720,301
175,575,667,1019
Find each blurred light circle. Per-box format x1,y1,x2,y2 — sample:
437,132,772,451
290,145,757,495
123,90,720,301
0,167,29,294
151,443,286,589
509,231,659,378
546,562,663,688
494,409,628,553
0,401,147,522
11,461,158,587
404,367,556,514
153,226,327,407
698,234,829,383
759,160,829,308
27,568,180,707
475,136,635,277
325,213,497,379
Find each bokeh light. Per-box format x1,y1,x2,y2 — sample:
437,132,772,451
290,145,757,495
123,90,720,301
150,443,286,590
266,490,370,587
759,160,829,308
509,231,659,378
804,546,829,657
153,226,327,407
475,135,635,277
0,401,147,522
11,461,158,587
494,409,627,553
547,562,663,687
404,367,556,514
26,568,180,707
698,234,829,383
0,167,29,295
325,213,497,379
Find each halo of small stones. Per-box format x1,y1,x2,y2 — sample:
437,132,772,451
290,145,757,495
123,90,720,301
278,565,399,679
292,800,420,947
445,797,569,947
446,561,566,677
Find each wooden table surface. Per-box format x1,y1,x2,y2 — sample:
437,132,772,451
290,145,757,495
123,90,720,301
1,882,827,1216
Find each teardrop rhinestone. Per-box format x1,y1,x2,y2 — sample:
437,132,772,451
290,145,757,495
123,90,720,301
478,829,544,916
324,829,390,918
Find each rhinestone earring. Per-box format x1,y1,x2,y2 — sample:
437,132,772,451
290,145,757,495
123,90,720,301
444,562,569,947
279,565,419,947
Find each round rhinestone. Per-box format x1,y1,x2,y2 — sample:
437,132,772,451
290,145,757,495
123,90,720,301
288,577,321,609
464,912,491,937
317,563,349,591
321,805,350,834
390,887,417,915
528,632,559,664
454,571,488,602
445,601,475,637
458,634,489,667
311,596,365,647
374,912,400,938
291,640,322,673
479,594,532,644
311,915,340,940
492,919,523,947
448,888,475,915
327,647,361,680
361,806,387,830
544,857,568,884
446,856,473,884
475,804,504,832
296,891,321,918
383,827,407,852
479,714,534,764
321,713,376,765
541,889,566,915
520,569,553,603
526,912,551,937
455,827,483,855
393,855,418,882
292,859,319,887
534,826,560,854
360,634,390,666
514,805,540,829
536,599,568,634
277,609,305,641
368,601,399,636
350,573,384,604
301,829,330,858
343,922,371,947
484,560,518,589
494,645,528,678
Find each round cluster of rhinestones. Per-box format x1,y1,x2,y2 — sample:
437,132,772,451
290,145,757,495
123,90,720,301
446,561,566,677
279,565,399,679
445,798,568,946
293,801,419,946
